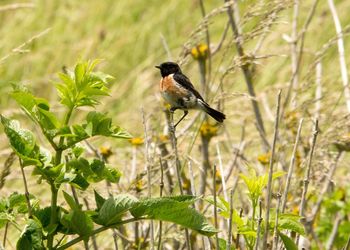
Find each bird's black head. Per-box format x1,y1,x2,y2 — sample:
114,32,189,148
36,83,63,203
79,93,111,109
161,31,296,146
155,62,181,77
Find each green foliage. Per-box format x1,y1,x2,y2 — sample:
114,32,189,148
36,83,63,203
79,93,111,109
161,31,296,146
55,60,112,109
315,186,350,248
16,219,45,250
93,192,216,236
0,60,215,249
279,232,298,250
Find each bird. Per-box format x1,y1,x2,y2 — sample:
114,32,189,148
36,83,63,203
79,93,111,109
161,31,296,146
155,61,225,127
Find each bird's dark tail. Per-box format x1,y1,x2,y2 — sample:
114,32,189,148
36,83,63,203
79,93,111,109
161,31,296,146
200,101,226,123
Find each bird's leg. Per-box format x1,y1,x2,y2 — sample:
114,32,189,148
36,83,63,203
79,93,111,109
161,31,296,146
174,110,188,128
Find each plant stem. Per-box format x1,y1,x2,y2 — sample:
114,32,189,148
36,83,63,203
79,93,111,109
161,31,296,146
224,0,267,149
2,221,9,248
213,165,220,250
227,189,233,250
47,183,58,249
272,192,281,250
281,118,304,213
56,218,142,250
262,90,282,249
157,157,164,250
19,158,32,217
168,110,191,250
254,200,262,250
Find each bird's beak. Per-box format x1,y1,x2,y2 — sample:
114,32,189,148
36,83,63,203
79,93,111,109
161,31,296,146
155,65,161,69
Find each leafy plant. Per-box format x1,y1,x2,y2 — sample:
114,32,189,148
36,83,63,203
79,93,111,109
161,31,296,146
205,169,304,250
0,60,215,249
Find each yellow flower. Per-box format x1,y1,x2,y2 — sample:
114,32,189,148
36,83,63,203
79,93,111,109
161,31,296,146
200,122,218,138
99,146,112,159
191,43,209,61
135,179,143,193
129,137,144,146
257,151,271,165
158,134,169,143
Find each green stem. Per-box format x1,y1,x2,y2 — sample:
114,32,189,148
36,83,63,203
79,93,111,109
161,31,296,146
47,183,58,249
48,107,74,249
55,218,142,250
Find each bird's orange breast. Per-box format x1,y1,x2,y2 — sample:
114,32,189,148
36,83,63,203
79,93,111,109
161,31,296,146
160,75,187,97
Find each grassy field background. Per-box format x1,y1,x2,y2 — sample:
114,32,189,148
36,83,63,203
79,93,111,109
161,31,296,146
1,0,350,249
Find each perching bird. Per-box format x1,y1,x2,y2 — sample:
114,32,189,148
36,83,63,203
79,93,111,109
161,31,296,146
155,62,225,127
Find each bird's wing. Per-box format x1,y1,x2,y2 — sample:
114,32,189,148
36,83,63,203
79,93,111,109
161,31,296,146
173,73,205,101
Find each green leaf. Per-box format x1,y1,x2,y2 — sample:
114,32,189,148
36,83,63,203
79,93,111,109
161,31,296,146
16,219,44,250
94,190,106,210
0,115,41,166
278,216,305,235
97,194,138,226
63,191,80,211
11,88,59,130
61,210,93,236
218,238,235,250
279,232,298,250
130,196,216,236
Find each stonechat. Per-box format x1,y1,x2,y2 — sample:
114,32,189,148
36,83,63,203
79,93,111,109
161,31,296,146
156,62,225,127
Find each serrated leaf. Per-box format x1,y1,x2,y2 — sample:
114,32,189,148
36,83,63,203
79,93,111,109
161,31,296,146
61,210,93,236
130,196,216,236
279,232,298,250
63,191,80,211
1,115,41,166
97,194,138,226
16,219,44,250
94,190,106,210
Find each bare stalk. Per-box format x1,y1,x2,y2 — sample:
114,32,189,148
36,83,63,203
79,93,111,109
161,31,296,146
227,189,234,250
309,152,342,225
142,108,154,250
199,0,212,84
157,158,164,250
168,111,191,250
345,234,350,250
315,61,322,120
0,28,51,63
299,119,319,218
328,0,350,113
262,90,282,249
254,199,263,250
2,221,9,248
19,158,32,217
272,192,282,250
326,212,344,250
213,165,220,250
0,3,35,12
224,0,267,146
216,143,228,200
281,118,304,213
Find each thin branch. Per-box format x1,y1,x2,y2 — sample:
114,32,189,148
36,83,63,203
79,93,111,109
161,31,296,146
281,118,304,213
299,119,319,218
19,158,32,217
315,61,322,120
160,33,173,61
309,152,342,225
226,189,234,250
225,0,267,146
141,108,154,250
157,158,164,250
272,191,282,250
0,3,35,12
213,165,220,250
0,28,51,63
344,234,350,250
254,199,263,250
328,0,350,112
262,90,282,249
216,143,228,201
199,0,212,84
326,212,344,250
168,110,191,250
